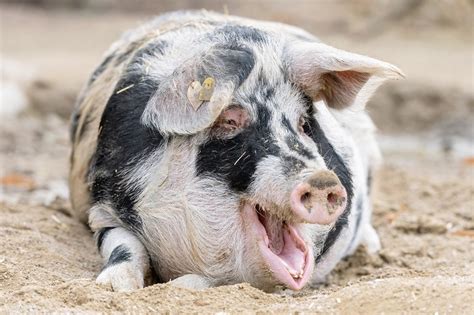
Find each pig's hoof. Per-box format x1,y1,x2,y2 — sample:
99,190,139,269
96,263,144,292
361,224,381,254
169,274,211,290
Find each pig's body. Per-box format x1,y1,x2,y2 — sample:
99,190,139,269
69,10,401,291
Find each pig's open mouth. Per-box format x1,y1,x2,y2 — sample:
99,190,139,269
242,203,314,290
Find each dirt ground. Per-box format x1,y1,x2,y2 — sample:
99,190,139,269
1,2,473,314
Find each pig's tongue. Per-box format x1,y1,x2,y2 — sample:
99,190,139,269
278,226,307,277
243,204,314,290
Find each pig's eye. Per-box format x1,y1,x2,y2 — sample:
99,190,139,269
298,116,310,136
223,118,239,129
212,105,249,138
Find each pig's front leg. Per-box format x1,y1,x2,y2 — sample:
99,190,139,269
94,226,151,291
360,224,381,254
169,274,212,290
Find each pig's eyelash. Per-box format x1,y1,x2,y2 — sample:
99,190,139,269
224,118,239,128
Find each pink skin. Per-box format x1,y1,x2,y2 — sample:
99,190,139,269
242,203,314,290
241,174,346,290
290,181,347,225
214,105,249,131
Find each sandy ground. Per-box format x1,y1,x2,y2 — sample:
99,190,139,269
1,116,473,313
1,3,473,314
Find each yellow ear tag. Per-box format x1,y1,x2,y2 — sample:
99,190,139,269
199,77,215,102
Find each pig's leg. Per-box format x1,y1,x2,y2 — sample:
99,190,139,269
94,226,151,291
360,224,381,254
169,274,211,290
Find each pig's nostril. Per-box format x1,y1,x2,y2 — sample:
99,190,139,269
301,192,311,202
300,192,311,209
327,192,338,205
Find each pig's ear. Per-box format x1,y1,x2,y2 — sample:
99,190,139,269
142,47,254,135
286,41,404,110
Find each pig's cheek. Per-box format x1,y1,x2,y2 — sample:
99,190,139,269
246,238,274,282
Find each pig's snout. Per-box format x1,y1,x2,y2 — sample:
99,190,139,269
290,170,347,225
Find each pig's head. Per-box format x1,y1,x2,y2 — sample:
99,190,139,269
141,30,402,291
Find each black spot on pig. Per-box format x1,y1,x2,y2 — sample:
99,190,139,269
103,245,132,269
367,169,373,195
281,116,314,159
70,110,80,143
300,96,354,262
133,40,169,61
91,73,163,231
78,110,96,140
212,24,267,44
91,42,168,231
285,134,314,160
243,74,278,121
254,70,276,104
197,106,279,192
70,106,98,147
115,41,141,65
96,227,115,250
88,53,115,86
199,45,255,88
281,116,294,134
281,155,306,176
115,36,167,67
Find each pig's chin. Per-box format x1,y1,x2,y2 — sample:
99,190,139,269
242,203,314,291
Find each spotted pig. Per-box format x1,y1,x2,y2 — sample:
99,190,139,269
69,10,403,292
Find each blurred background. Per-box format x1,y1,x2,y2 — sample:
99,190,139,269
1,2,474,312
0,0,473,202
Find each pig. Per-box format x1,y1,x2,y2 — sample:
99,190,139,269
69,10,403,292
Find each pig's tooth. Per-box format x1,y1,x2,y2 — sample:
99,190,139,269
292,273,301,279
292,269,305,279
278,257,298,276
